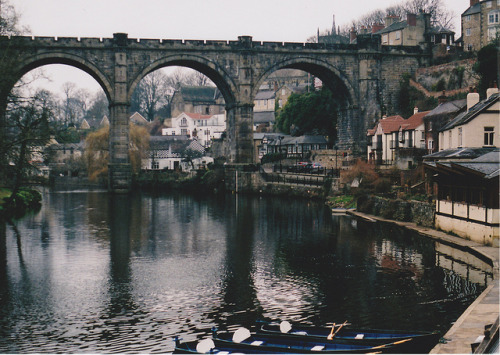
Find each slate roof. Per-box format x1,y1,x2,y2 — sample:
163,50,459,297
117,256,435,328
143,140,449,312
282,135,328,145
440,93,499,131
254,111,275,124
376,20,408,34
424,147,497,161
148,136,204,158
426,149,499,179
255,90,276,100
424,99,467,118
462,2,481,16
176,86,219,103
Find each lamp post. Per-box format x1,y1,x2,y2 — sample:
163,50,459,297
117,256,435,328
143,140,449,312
279,136,283,173
334,145,338,177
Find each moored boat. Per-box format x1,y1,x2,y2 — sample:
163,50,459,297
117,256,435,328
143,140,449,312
258,321,441,353
211,327,399,353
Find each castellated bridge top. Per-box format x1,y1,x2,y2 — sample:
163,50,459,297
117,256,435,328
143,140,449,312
0,32,430,192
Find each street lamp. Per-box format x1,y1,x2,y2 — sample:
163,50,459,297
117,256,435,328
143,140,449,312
334,145,338,177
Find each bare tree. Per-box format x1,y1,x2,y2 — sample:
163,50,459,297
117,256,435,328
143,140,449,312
131,70,170,121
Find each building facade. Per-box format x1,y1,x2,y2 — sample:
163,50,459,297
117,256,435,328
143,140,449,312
162,112,226,148
462,0,500,51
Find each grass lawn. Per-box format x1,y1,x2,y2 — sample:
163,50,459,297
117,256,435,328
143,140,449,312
327,195,356,209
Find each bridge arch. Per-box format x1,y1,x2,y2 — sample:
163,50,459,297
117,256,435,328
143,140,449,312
14,52,113,101
253,57,357,107
129,54,238,106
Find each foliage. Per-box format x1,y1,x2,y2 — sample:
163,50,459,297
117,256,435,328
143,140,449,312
275,87,337,142
474,39,499,97
373,178,392,193
182,149,204,169
327,195,356,209
261,152,286,164
84,123,150,183
0,187,41,218
397,73,438,118
342,159,379,190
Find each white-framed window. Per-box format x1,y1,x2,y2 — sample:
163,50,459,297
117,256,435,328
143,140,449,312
467,44,473,51
484,127,495,146
466,15,471,22
488,26,500,40
458,127,463,147
428,139,434,150
181,129,188,136
151,161,159,170
466,28,471,36
181,117,187,126
488,10,499,24
382,34,388,44
395,31,401,40
486,1,492,8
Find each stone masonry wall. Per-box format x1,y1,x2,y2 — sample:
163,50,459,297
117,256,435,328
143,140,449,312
357,195,435,227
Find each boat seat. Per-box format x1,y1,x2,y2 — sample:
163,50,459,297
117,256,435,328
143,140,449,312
293,331,308,336
311,345,325,351
251,341,264,346
355,334,364,339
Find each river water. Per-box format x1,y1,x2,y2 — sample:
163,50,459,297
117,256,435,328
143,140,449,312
0,189,492,353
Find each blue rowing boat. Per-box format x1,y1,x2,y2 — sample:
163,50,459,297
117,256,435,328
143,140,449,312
258,321,441,352
211,327,400,353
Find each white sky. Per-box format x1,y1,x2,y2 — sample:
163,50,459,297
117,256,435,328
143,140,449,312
11,0,470,96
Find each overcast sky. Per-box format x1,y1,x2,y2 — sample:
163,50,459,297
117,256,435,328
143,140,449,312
12,0,470,96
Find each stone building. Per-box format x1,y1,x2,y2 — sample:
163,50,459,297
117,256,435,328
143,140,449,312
462,0,500,52
376,12,432,47
170,86,225,118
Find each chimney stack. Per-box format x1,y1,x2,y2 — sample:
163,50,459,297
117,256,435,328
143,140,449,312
372,23,384,33
438,90,447,104
486,86,499,99
407,13,417,26
470,0,479,6
349,27,357,43
414,107,419,114
467,91,480,111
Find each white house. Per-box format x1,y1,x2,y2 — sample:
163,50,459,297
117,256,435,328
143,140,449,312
142,136,206,171
162,112,226,148
439,89,499,150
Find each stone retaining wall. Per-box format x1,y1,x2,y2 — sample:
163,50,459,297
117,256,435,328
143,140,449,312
357,195,435,227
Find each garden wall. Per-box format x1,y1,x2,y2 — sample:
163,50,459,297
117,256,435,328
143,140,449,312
357,195,435,227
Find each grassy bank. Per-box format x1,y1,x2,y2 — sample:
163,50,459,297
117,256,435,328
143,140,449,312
0,188,42,218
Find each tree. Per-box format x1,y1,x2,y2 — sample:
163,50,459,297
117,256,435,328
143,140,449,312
3,90,53,205
275,87,338,143
182,149,204,170
474,39,499,97
130,70,170,121
84,123,150,183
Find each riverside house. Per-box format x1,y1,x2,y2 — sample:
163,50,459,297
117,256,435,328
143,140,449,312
424,88,499,246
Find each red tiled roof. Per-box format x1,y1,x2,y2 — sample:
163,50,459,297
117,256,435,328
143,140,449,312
400,111,430,131
378,115,405,133
183,112,213,120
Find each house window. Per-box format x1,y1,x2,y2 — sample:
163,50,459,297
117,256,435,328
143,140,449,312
428,139,434,151
181,129,188,136
395,31,401,40
152,161,159,170
181,118,187,126
449,131,452,148
488,26,500,40
484,127,495,146
458,127,463,147
382,34,388,44
488,10,499,24
466,15,471,22
467,44,473,51
486,1,492,8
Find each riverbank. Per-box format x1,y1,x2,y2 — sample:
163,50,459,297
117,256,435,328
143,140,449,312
348,210,499,354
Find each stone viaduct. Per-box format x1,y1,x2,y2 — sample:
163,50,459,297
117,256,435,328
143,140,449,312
0,33,430,192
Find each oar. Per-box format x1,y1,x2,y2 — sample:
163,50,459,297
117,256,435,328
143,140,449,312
327,323,336,340
328,320,348,340
371,338,413,350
